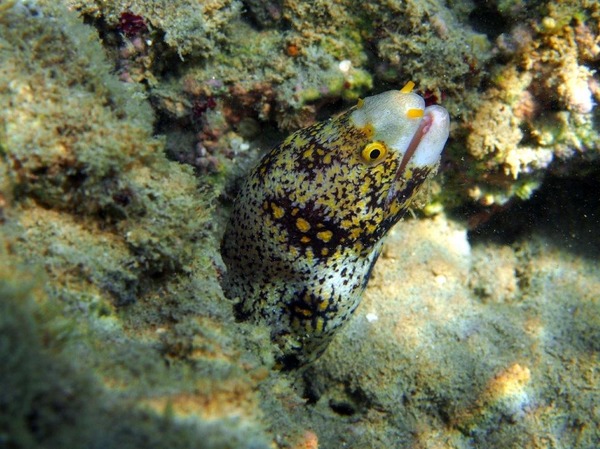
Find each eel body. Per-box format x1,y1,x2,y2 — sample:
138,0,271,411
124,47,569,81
221,82,450,368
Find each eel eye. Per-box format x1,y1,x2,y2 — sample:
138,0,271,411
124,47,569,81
361,142,387,164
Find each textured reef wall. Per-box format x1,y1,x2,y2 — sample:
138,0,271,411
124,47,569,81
1,0,598,448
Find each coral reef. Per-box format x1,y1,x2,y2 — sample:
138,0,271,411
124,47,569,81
63,0,491,183
301,198,599,448
69,0,242,58
57,0,599,209
0,3,273,447
457,0,600,207
0,0,599,448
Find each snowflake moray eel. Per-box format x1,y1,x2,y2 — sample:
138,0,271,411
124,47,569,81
221,82,450,368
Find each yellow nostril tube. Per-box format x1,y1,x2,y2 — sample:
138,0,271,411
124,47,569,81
400,81,415,93
407,108,424,119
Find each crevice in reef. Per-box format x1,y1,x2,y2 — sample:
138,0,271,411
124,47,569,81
465,169,600,260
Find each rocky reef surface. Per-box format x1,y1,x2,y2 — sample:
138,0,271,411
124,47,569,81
0,0,598,448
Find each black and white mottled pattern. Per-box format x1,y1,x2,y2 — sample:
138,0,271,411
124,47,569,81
221,86,450,368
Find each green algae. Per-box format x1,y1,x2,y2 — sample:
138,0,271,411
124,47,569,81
0,280,272,449
0,0,214,284
43,0,600,210
0,3,275,448
66,0,243,58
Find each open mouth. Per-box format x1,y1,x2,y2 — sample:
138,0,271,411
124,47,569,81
385,105,450,207
349,85,450,211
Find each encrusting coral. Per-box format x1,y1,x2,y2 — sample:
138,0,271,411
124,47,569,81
461,1,600,206
0,3,274,447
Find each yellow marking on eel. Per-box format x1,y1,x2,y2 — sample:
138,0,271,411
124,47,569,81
296,217,311,232
271,202,285,219
407,108,424,119
315,317,325,333
400,80,415,93
361,123,375,138
317,230,333,242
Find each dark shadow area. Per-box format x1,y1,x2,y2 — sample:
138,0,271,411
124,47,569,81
468,1,509,40
0,282,270,449
464,171,600,260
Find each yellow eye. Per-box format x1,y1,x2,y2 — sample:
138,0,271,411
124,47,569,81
361,142,387,163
